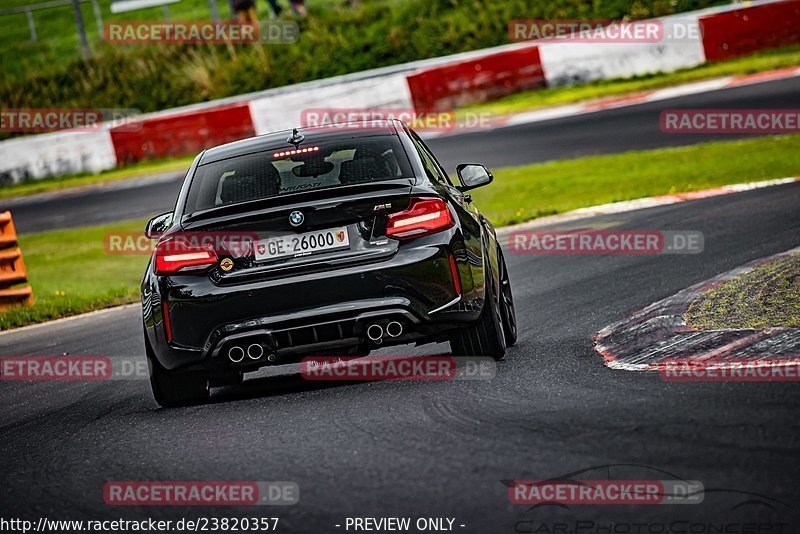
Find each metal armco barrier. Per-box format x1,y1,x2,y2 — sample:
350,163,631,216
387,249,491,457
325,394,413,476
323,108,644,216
0,211,34,309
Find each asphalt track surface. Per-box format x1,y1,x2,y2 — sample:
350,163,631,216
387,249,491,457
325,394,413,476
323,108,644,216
2,181,800,530
6,75,800,234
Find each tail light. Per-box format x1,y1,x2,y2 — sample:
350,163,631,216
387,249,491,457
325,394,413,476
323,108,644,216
386,198,454,239
154,238,218,275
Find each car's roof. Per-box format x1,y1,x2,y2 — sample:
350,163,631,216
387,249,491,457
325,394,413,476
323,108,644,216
199,119,404,165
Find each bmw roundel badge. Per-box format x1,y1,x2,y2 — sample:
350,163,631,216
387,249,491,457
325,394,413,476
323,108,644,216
289,210,304,227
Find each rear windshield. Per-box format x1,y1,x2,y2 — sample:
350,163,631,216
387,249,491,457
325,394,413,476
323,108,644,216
184,135,414,214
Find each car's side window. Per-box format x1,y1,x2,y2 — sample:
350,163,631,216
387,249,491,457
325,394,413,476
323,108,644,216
409,135,441,183
409,130,453,186
412,133,452,185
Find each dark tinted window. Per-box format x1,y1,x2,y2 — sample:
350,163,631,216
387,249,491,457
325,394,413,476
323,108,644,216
409,130,452,186
184,136,413,214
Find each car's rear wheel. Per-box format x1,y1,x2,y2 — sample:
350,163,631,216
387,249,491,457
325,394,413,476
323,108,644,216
145,335,210,407
498,247,517,347
449,262,507,361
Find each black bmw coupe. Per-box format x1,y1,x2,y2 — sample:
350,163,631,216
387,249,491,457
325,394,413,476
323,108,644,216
141,120,515,406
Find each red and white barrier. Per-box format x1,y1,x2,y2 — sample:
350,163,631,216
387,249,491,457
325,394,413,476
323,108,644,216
402,1,795,107
0,129,117,185
0,0,795,184
538,15,706,88
699,0,800,62
109,103,255,165
406,45,545,111
248,73,413,135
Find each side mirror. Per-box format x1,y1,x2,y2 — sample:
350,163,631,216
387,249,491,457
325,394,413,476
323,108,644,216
145,212,173,239
456,163,493,191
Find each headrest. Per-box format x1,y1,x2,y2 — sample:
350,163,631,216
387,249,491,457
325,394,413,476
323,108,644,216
292,157,335,178
219,163,280,204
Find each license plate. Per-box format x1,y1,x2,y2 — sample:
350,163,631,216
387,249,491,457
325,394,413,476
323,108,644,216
254,226,350,261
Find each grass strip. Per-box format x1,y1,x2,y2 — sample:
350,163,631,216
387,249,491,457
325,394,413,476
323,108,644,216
0,219,149,330
685,254,800,329
473,135,800,226
461,45,800,117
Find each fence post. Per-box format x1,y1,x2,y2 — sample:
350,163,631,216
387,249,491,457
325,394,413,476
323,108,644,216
25,9,38,41
208,0,220,22
91,0,104,40
71,0,91,59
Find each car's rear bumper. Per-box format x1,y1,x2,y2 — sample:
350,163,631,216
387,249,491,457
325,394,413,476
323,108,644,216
145,240,484,372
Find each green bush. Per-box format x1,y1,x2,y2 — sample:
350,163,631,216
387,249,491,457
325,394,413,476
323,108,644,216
0,0,726,113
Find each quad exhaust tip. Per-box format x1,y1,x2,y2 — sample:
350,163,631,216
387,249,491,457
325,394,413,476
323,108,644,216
247,343,264,360
228,345,245,363
386,321,403,338
367,324,384,342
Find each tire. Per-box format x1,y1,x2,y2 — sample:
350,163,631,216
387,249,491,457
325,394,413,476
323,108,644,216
145,334,210,407
497,247,517,347
449,260,507,361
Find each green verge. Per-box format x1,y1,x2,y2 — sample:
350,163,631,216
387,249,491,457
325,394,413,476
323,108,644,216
685,254,800,329
0,156,194,200
1,0,722,112
462,45,800,117
0,0,349,78
472,135,800,227
0,219,149,330
1,134,798,330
